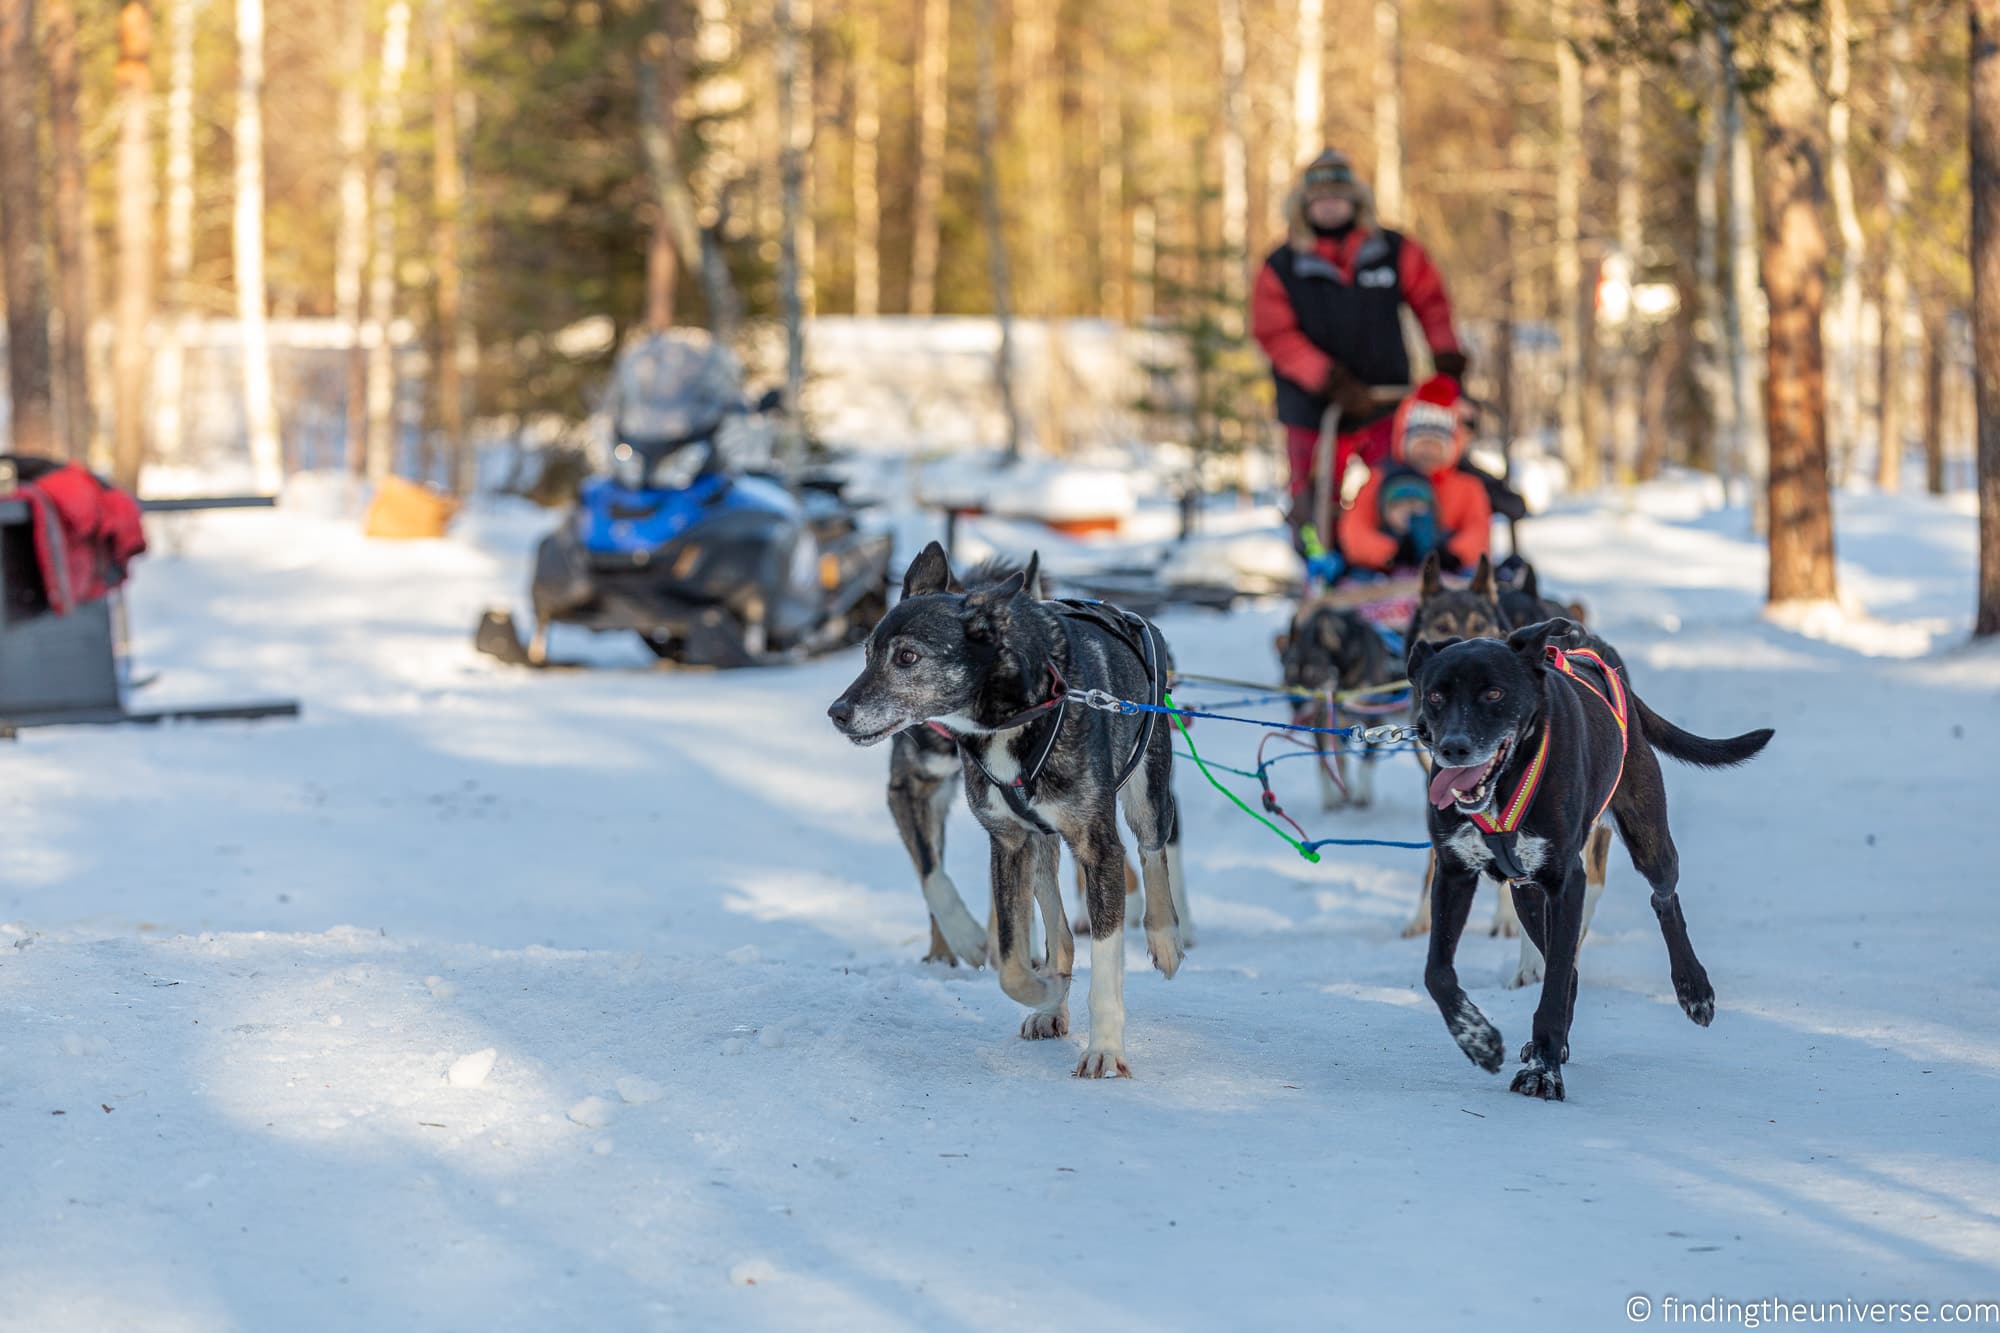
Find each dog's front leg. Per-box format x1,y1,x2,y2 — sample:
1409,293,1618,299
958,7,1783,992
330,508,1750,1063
1510,863,1583,1102
1072,827,1132,1077
1424,850,1504,1074
990,833,1068,1038
1320,742,1347,811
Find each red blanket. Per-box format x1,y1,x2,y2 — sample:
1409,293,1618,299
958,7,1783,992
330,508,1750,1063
7,463,147,615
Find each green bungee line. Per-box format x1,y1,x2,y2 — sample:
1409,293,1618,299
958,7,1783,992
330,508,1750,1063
1163,692,1321,864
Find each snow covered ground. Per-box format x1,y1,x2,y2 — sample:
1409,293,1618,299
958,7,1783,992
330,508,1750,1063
3,474,1997,1331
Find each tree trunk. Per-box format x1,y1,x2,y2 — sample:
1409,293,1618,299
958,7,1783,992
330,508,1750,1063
639,0,740,343
0,0,56,459
1923,304,1946,496
1720,15,1767,521
335,0,369,469
430,0,465,493
1218,0,1250,329
1612,4,1641,485
1015,0,1057,314
1974,0,2000,635
1553,0,1591,488
1086,27,1123,320
156,0,195,467
1371,0,1402,223
851,3,880,318
1695,35,1731,479
112,0,153,489
791,0,815,322
364,0,409,482
644,0,684,332
775,0,809,469
974,0,1019,460
1759,10,1837,606
46,0,89,461
1294,0,1324,167
1826,0,1866,487
235,0,282,491
1491,0,1516,445
907,0,949,316
1878,0,1912,494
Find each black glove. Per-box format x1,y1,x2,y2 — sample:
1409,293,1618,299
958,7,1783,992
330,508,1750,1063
1433,350,1468,382
1320,360,1378,421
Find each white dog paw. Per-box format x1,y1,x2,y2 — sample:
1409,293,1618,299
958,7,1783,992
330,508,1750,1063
1506,961,1544,990
1020,1008,1069,1039
1147,928,1183,979
1073,1044,1131,1079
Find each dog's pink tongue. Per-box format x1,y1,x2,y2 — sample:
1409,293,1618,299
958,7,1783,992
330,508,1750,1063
1428,764,1485,810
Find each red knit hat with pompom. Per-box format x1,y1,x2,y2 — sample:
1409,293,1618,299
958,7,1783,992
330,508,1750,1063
1390,375,1468,470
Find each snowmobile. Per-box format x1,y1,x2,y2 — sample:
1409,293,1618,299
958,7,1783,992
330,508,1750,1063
476,332,893,669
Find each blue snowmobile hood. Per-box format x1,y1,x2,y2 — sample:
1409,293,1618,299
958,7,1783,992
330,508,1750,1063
575,471,801,556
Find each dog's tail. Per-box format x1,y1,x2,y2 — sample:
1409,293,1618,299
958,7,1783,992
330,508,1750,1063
1633,694,1773,769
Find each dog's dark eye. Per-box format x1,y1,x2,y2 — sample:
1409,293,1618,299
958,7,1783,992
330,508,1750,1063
894,647,920,668
1483,688,1504,702
1426,690,1443,706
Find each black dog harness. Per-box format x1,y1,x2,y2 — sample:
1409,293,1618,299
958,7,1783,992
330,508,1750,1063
956,600,1164,833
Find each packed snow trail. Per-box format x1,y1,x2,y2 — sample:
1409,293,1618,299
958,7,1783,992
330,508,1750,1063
1,478,1995,1331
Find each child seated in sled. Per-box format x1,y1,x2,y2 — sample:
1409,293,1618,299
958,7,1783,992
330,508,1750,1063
1338,374,1491,576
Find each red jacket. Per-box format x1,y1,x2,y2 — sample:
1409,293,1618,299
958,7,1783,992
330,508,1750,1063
1251,227,1460,426
8,463,147,615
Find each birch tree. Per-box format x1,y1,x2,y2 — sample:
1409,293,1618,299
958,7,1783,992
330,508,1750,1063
851,3,881,318
1372,0,1403,222
113,0,153,489
363,0,410,482
335,0,368,467
1825,0,1866,485
975,0,1019,460
156,0,197,466
1878,0,1913,492
235,0,283,491
907,0,949,316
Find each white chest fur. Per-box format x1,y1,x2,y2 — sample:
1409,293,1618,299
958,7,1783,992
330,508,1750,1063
1443,824,1551,881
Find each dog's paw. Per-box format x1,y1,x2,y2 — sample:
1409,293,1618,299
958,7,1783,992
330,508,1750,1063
1447,1004,1505,1074
1506,959,1543,989
1518,1039,1570,1065
1020,1008,1069,1040
1071,913,1091,936
1509,1060,1566,1102
921,944,960,967
1677,971,1716,1027
1074,1045,1131,1079
1147,928,1183,979
1489,917,1521,939
1399,918,1432,940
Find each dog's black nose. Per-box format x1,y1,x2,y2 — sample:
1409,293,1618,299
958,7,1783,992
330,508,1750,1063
1433,735,1476,767
827,699,855,729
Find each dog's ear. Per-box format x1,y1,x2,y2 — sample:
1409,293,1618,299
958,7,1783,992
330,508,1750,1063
1407,635,1450,680
1273,632,1290,657
1506,616,1577,664
1518,562,1540,600
1470,554,1496,601
1021,551,1044,600
1565,599,1588,625
902,542,955,599
1419,551,1443,601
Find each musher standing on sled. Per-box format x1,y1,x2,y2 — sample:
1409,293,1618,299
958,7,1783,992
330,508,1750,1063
1250,148,1468,551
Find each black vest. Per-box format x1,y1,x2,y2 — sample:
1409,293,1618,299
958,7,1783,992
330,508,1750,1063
1264,229,1412,428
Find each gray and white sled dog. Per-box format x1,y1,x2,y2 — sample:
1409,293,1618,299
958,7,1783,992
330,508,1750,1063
828,542,1192,1077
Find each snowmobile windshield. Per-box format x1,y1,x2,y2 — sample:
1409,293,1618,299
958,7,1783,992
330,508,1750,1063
606,331,747,448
